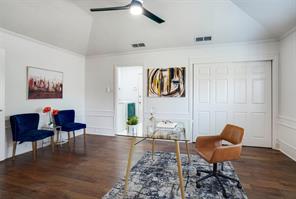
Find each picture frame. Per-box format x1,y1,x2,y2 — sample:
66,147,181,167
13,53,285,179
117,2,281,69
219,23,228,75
147,67,185,97
27,66,63,99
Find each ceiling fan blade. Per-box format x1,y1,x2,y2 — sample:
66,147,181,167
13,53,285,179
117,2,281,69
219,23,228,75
90,4,130,12
142,8,165,24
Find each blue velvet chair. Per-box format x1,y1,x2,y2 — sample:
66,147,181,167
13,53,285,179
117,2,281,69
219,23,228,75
10,113,55,160
53,110,86,146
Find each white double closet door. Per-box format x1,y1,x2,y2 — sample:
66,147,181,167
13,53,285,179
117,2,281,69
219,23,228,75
193,61,272,147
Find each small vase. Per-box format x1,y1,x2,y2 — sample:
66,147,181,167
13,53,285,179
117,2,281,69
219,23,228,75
128,125,137,135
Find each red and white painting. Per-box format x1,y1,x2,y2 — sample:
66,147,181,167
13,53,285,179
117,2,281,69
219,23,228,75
27,67,63,99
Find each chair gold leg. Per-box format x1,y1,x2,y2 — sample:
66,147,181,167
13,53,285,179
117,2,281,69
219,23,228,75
32,142,37,161
51,136,55,152
32,142,34,160
175,141,185,199
67,132,71,149
185,140,191,163
72,131,76,143
152,139,155,160
35,141,38,160
12,141,17,160
124,137,136,196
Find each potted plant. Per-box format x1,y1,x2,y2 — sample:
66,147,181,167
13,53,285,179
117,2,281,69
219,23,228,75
127,116,138,134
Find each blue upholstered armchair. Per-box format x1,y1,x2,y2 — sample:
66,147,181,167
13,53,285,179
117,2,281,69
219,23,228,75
10,113,55,160
53,110,86,145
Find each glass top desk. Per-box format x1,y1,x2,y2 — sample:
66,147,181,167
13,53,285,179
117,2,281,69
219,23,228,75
116,122,190,199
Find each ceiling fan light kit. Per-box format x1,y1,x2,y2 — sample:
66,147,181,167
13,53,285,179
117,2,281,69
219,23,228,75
130,0,143,15
90,0,165,24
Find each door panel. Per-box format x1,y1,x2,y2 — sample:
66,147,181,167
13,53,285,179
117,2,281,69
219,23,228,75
193,61,272,147
215,79,228,104
215,111,228,133
234,79,247,104
198,112,210,135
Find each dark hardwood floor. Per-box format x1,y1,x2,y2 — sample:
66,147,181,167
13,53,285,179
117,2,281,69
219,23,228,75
0,135,295,199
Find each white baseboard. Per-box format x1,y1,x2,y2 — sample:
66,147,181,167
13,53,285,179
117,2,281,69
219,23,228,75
86,127,114,136
86,131,114,137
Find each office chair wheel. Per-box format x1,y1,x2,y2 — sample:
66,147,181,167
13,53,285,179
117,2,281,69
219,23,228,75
222,191,228,198
237,182,242,189
196,182,201,188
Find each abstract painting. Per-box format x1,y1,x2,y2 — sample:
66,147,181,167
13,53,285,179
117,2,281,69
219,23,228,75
147,67,185,97
27,67,63,99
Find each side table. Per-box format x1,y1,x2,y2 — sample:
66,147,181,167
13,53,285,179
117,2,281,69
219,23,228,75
41,126,67,147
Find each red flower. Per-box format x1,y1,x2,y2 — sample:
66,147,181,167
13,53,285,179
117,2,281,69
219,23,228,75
43,106,51,113
52,109,59,116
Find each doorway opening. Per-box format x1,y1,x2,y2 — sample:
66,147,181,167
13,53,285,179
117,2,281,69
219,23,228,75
115,66,143,133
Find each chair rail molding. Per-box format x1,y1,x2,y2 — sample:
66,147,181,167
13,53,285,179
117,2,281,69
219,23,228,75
278,115,296,124
86,109,114,116
277,115,296,161
86,109,115,136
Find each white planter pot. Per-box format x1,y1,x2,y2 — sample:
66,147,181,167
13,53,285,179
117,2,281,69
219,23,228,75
127,124,138,135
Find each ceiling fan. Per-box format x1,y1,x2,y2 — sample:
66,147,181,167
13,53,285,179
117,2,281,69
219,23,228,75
90,0,165,24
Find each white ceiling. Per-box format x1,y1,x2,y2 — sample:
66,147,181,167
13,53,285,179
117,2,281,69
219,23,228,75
0,0,93,54
0,0,295,55
231,0,296,38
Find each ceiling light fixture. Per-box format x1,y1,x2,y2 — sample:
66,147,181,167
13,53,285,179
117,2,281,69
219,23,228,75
130,0,143,15
90,0,165,24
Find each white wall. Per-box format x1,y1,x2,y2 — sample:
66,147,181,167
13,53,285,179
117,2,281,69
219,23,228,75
86,41,279,141
0,29,86,160
0,48,5,160
278,27,296,161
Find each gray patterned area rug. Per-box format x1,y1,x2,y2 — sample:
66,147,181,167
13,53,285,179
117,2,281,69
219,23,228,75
103,152,248,199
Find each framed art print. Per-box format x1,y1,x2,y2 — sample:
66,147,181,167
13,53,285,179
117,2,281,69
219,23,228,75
147,67,185,97
27,67,63,99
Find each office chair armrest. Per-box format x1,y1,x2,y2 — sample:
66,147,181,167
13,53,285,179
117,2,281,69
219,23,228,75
196,135,222,148
210,144,242,163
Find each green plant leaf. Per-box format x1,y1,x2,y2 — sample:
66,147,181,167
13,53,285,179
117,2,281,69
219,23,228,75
127,116,138,125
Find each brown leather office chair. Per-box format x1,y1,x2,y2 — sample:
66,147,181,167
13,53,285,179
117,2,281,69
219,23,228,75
195,124,244,197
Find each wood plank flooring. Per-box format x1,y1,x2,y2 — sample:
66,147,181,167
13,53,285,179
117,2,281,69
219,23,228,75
0,135,295,199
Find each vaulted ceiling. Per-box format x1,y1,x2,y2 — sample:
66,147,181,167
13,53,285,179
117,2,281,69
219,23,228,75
0,0,295,55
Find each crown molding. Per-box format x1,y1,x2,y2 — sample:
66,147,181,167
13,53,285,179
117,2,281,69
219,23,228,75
280,26,296,40
86,39,278,59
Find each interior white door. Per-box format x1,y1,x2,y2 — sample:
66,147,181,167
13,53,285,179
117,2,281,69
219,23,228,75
193,61,272,147
0,49,5,160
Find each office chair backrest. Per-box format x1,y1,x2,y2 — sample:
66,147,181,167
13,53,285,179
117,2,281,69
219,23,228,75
220,124,244,145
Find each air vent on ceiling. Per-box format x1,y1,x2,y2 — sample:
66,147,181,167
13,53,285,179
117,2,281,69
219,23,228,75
131,43,146,48
195,37,204,42
195,36,212,42
204,36,212,41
